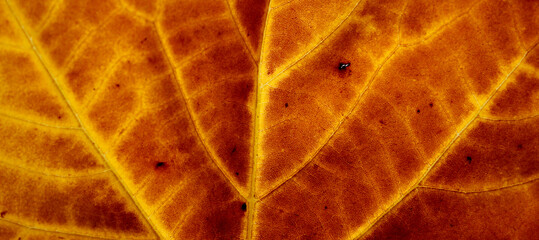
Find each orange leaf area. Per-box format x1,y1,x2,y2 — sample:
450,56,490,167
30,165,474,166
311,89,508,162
0,0,537,239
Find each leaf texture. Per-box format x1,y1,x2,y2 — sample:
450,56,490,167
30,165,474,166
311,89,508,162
0,0,537,239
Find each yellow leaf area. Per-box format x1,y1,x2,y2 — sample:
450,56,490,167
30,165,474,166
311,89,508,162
0,0,537,239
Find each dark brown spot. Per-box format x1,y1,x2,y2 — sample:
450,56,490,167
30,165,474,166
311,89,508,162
235,172,239,176
285,102,289,108
155,161,166,168
466,156,472,163
231,146,236,154
241,203,247,212
140,37,147,44
416,109,420,113
379,120,385,125
324,206,328,210
517,144,523,150
57,115,62,119
338,62,351,70
429,102,433,107
115,83,120,88
0,211,6,218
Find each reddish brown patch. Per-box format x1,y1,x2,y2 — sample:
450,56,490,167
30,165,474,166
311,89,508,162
12,0,54,26
167,18,236,62
160,0,228,31
423,118,539,191
156,170,246,239
0,166,151,237
230,0,269,56
257,0,404,195
0,117,104,173
487,72,539,118
509,0,539,49
38,0,118,67
0,50,74,124
364,184,539,239
179,41,255,189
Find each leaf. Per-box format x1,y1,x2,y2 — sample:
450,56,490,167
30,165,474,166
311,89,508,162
0,0,537,239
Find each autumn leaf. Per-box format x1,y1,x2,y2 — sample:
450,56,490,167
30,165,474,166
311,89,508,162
0,0,537,239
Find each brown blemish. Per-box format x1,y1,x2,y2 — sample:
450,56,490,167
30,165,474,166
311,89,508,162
155,162,166,169
0,211,6,218
466,156,472,163
285,102,288,108
338,62,351,70
241,203,247,212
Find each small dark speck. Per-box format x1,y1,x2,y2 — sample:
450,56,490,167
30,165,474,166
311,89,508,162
324,206,328,210
450,223,454,227
0,211,6,218
517,144,523,149
140,37,147,44
235,172,239,176
466,156,472,163
115,83,120,88
57,115,62,119
241,203,247,212
285,103,289,108
155,162,166,168
429,103,433,107
338,62,351,70
231,146,236,154
379,120,385,125
416,109,420,113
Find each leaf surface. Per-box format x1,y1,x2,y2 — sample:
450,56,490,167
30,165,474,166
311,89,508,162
0,0,537,239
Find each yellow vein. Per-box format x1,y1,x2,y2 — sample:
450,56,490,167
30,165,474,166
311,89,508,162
0,42,28,50
270,0,298,11
258,44,401,201
0,218,154,240
418,178,539,194
478,114,539,121
4,1,160,238
0,160,111,179
152,23,247,201
248,0,274,238
225,0,257,64
260,0,364,89
399,0,481,47
0,113,82,130
352,42,536,240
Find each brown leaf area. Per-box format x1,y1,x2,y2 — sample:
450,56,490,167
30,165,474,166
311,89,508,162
0,0,537,239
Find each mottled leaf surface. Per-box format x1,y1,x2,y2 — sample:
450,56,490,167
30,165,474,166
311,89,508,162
0,0,537,239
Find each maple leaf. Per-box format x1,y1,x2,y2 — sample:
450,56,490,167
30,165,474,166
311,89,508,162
0,0,537,239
